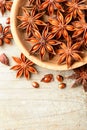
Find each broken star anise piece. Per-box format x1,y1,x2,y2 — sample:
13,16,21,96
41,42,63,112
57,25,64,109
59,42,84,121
56,36,83,67
0,24,13,46
39,0,65,16
0,0,13,15
67,64,87,92
11,53,38,79
0,53,9,65
27,26,60,60
48,11,74,40
17,7,46,36
66,0,87,19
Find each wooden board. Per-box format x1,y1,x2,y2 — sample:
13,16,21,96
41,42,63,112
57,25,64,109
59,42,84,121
0,1,87,129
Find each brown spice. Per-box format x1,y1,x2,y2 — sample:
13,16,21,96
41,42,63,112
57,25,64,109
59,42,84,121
58,83,66,89
67,65,87,92
48,11,74,40
17,0,87,68
0,53,9,65
32,81,39,88
6,17,10,24
11,53,38,79
0,24,13,45
56,36,83,68
56,75,63,82
66,0,87,19
17,7,46,36
28,26,59,60
39,0,65,15
0,0,13,15
41,74,54,83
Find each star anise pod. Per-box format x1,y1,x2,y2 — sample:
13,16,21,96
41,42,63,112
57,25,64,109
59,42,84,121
17,7,46,36
56,36,83,67
48,11,74,40
25,0,41,11
28,0,35,5
27,26,60,60
27,0,41,5
67,64,87,92
66,0,87,19
11,53,38,79
39,0,65,16
0,24,13,46
72,17,87,47
0,0,13,15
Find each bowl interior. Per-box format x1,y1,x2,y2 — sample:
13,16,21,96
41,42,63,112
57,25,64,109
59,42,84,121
10,0,87,70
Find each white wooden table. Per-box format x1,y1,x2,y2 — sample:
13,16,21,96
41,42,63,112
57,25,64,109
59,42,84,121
0,1,87,130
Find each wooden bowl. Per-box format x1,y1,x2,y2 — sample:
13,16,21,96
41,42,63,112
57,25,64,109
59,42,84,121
10,0,87,70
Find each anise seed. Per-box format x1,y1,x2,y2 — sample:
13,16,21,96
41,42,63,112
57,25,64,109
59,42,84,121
58,83,66,89
6,17,10,24
56,75,63,82
41,74,53,83
32,82,39,88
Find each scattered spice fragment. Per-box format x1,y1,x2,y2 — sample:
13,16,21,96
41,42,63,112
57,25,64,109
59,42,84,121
67,65,87,92
32,81,39,88
11,53,38,79
0,0,13,15
58,83,66,89
56,75,63,82
41,74,54,83
0,53,9,65
0,24,13,45
6,17,10,24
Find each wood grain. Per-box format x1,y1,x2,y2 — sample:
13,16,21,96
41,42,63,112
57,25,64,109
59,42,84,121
0,0,87,130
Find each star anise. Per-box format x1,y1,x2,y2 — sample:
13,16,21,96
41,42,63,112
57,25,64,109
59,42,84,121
11,53,38,79
66,0,87,19
56,36,83,67
39,0,65,16
48,11,74,40
27,26,60,60
0,24,13,46
17,7,46,36
27,0,41,5
28,0,35,5
67,64,87,92
72,17,87,47
0,0,13,15
25,0,41,11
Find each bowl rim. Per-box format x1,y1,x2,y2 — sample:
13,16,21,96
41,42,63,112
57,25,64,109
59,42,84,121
10,0,87,70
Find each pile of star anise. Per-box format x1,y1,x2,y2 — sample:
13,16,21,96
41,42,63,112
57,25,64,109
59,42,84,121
17,0,87,67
